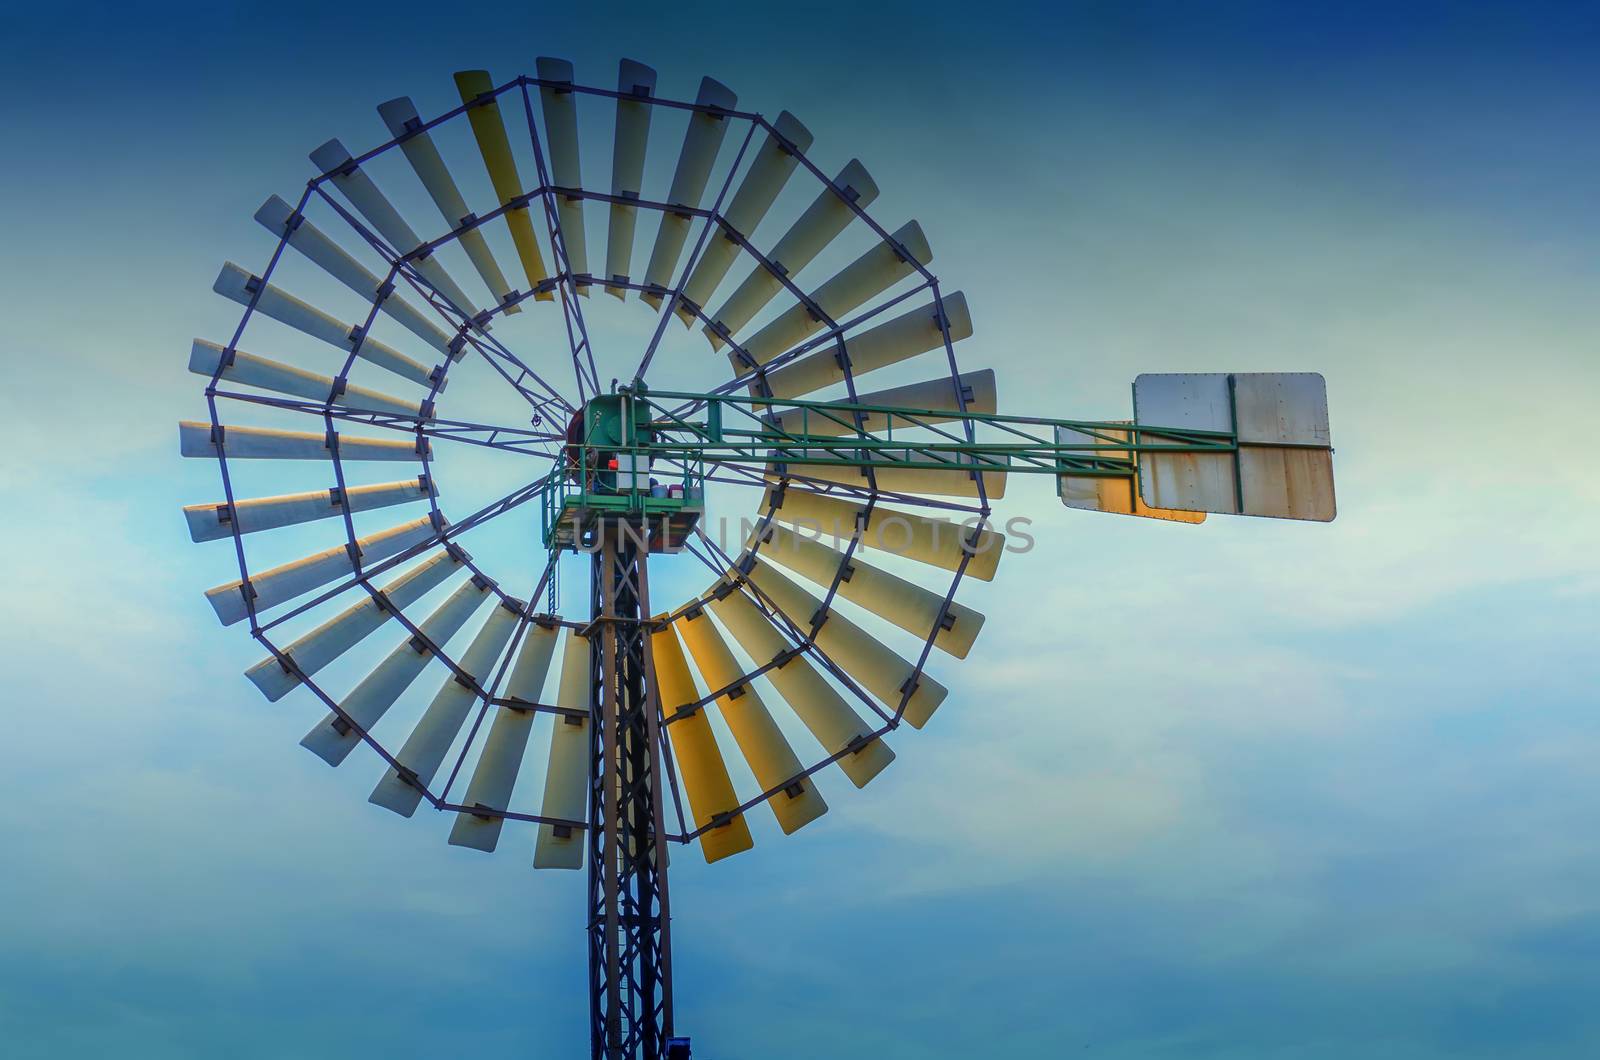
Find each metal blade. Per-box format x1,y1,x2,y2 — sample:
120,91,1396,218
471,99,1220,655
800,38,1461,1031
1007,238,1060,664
533,629,593,868
675,607,828,835
536,57,590,294
742,557,947,729
730,220,931,370
309,138,482,318
214,262,436,386
255,194,459,353
189,339,430,420
704,159,880,349
761,291,972,400
453,70,553,301
763,488,1004,581
650,619,752,864
184,476,434,543
759,524,984,659
179,421,425,462
704,583,893,789
603,59,657,300
673,112,812,322
640,77,739,308
244,549,462,701
204,515,440,626
371,600,522,816
299,573,491,764
375,98,520,314
449,620,562,852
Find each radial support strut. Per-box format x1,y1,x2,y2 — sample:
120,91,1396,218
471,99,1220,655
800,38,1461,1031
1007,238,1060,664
588,524,675,1059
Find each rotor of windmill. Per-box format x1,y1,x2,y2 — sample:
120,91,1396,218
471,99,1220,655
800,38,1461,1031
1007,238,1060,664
181,56,1337,1060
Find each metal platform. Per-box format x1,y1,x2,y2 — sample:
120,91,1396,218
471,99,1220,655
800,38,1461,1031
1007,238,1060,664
544,486,703,553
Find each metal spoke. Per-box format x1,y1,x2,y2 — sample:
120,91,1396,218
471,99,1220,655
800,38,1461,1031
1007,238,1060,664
211,390,563,456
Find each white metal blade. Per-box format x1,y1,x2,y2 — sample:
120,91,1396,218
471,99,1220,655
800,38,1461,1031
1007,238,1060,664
300,574,492,765
705,159,880,349
533,629,593,868
704,583,893,789
245,549,463,702
769,369,995,438
179,421,425,461
759,524,984,658
763,487,1004,581
731,220,931,370
742,557,948,728
184,476,434,542
309,138,482,319
213,262,436,387
448,620,562,852
254,194,458,356
603,59,657,300
640,77,738,308
374,99,519,315
370,601,522,816
760,292,972,400
536,57,590,294
204,515,440,627
674,112,813,322
189,339,429,420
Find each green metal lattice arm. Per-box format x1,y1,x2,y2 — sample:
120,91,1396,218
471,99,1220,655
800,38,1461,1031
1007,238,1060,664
612,387,1241,480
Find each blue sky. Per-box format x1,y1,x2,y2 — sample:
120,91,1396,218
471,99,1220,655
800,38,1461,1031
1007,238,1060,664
2,2,1599,1057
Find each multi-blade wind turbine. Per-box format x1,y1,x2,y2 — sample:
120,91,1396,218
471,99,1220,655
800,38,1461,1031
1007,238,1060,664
180,58,1336,1060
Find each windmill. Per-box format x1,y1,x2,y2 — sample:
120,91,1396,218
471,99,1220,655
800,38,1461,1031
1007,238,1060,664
181,58,1336,1060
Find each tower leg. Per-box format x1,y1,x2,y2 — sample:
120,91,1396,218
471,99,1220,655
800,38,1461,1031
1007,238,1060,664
588,524,674,1059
